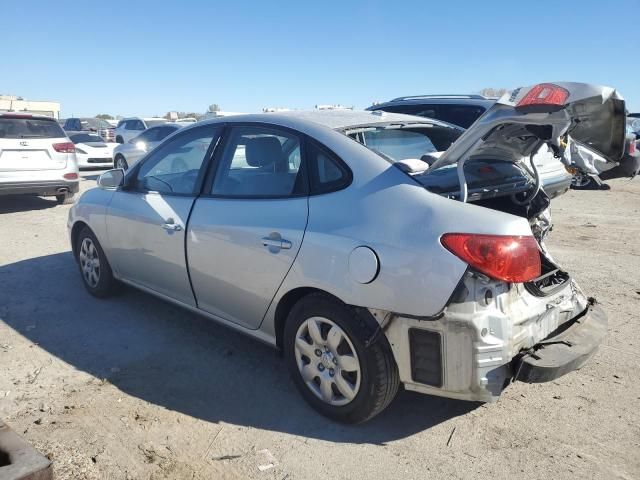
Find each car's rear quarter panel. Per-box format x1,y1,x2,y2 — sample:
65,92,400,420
260,124,534,335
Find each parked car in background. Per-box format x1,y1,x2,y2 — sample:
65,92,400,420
628,117,640,139
175,117,197,124
63,117,115,142
570,122,639,188
0,113,78,204
368,94,572,199
112,123,183,170
68,132,117,169
69,82,620,422
114,117,167,144
368,94,494,128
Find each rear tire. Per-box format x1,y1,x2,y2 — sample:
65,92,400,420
114,155,128,170
75,226,118,298
56,193,74,205
284,293,399,423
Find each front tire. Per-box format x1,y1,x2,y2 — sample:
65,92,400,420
114,155,128,170
76,227,118,298
284,293,399,423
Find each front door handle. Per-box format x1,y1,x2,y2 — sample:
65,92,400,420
162,218,182,232
261,235,292,250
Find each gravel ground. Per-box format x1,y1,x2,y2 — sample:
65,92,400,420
1,172,639,480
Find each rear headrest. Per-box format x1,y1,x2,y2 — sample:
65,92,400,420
245,136,285,169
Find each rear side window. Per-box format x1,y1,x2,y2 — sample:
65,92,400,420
307,141,351,195
373,104,487,128
436,105,486,128
0,117,66,139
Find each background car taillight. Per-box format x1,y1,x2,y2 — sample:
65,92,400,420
63,173,78,180
629,140,636,155
516,83,569,113
52,142,75,153
441,233,541,283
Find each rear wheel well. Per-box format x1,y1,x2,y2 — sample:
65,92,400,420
274,287,344,350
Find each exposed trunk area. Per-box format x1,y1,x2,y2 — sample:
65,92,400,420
473,188,571,296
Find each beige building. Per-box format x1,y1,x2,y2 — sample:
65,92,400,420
0,95,61,119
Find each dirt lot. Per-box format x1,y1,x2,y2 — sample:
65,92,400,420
1,172,639,480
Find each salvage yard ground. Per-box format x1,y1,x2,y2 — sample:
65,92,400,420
1,173,639,480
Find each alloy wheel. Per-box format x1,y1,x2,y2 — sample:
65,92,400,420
294,316,361,406
79,237,101,288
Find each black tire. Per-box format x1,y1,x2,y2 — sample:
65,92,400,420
114,155,128,170
284,293,399,423
75,226,118,298
55,193,75,205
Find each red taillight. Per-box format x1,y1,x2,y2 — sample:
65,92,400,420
629,141,636,155
516,83,569,112
63,172,78,180
441,233,541,283
52,142,75,153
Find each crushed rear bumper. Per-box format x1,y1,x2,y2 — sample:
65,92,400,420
514,301,607,383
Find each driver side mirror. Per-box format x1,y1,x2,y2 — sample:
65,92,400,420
97,169,125,189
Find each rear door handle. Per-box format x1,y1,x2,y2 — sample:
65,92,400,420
261,236,292,250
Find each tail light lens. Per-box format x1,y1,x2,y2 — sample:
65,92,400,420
53,142,75,153
441,233,541,283
516,83,569,113
629,141,636,155
63,173,78,180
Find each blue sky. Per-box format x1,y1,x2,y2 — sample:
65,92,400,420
3,0,638,117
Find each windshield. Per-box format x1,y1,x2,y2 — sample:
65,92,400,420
70,133,104,143
0,117,67,139
145,119,167,128
347,124,462,162
80,118,111,130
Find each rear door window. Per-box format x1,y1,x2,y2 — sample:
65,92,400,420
211,126,307,197
0,117,66,139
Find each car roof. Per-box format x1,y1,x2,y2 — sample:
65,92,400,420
120,117,166,121
197,110,455,132
0,113,58,121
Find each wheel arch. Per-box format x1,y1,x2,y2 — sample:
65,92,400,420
273,287,383,351
70,220,90,257
274,287,343,350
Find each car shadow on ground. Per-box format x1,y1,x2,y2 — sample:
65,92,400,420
0,252,478,444
0,196,60,213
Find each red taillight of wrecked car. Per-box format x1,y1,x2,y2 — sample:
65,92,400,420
441,233,541,283
516,83,569,113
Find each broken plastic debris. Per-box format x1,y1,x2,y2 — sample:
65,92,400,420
256,449,278,471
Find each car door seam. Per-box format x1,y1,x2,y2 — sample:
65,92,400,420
256,195,311,329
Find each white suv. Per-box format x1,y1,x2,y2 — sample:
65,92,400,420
0,113,79,204
114,117,167,144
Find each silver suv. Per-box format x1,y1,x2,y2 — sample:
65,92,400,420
0,114,79,204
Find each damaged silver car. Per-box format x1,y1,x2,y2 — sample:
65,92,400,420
68,83,620,423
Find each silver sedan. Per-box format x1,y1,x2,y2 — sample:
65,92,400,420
112,123,184,170
68,83,620,422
